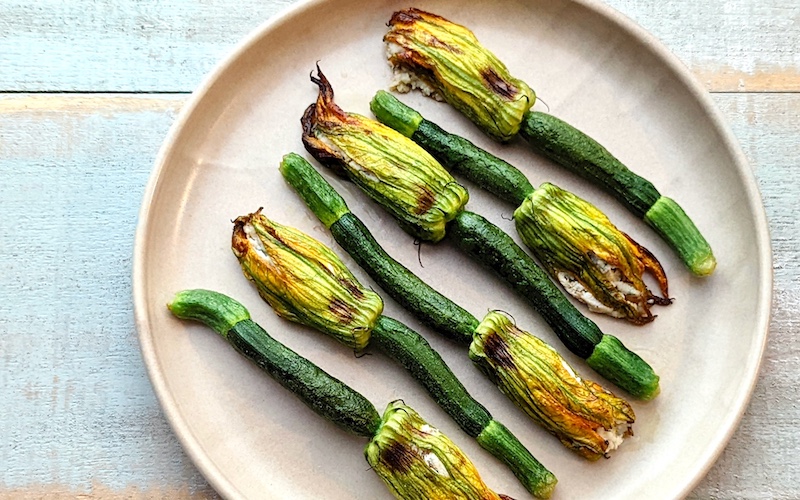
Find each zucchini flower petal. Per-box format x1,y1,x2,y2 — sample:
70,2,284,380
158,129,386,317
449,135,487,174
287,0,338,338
469,312,635,460
366,401,512,500
302,68,469,243
231,210,383,351
385,8,535,142
515,183,671,324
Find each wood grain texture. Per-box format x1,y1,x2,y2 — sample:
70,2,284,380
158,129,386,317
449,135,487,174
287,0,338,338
692,94,800,499
610,0,800,92
0,95,213,495
0,0,797,92
1,0,798,497
0,92,796,497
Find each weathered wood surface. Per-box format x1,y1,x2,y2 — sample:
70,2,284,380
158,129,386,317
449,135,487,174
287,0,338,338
0,0,798,92
0,0,798,498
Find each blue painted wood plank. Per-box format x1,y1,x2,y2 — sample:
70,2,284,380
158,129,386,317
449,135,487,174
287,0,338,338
0,95,213,496
0,0,798,92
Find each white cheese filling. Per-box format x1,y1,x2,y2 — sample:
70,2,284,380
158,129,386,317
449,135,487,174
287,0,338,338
597,424,629,454
557,271,623,318
243,222,273,265
386,43,443,101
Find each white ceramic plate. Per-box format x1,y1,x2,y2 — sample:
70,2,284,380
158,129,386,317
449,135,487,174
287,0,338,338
133,0,772,498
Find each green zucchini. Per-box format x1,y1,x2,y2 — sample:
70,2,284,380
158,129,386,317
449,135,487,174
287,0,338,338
449,211,659,399
382,8,716,277
332,214,479,344
371,315,555,496
168,289,381,437
371,315,490,437
168,289,527,499
283,153,657,401
448,211,601,358
371,92,672,325
520,112,658,217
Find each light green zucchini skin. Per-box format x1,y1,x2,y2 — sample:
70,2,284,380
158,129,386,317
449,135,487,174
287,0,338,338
168,289,382,437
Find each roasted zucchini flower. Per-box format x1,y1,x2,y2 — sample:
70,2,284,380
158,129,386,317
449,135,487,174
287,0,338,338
515,183,671,324
385,8,535,142
366,400,512,500
302,68,469,243
232,210,383,351
470,312,635,460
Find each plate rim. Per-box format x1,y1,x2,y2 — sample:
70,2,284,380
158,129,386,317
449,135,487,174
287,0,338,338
132,0,774,498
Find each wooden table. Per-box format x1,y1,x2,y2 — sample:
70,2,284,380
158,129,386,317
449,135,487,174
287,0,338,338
1,0,797,497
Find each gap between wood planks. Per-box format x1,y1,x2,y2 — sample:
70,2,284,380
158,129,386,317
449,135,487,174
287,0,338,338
0,88,797,113
0,94,187,114
0,482,219,500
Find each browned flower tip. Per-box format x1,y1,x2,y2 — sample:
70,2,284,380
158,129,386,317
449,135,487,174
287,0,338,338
300,67,469,243
624,232,671,305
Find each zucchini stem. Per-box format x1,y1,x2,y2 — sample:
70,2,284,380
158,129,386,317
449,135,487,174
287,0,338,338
645,196,716,276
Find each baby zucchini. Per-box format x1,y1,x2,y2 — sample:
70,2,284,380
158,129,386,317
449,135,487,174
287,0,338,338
231,211,556,496
298,71,660,400
384,7,715,277
168,289,519,500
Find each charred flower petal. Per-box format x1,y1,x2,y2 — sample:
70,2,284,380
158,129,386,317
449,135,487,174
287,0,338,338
515,183,671,324
470,312,635,460
385,8,535,142
231,210,383,350
366,401,511,500
302,68,468,243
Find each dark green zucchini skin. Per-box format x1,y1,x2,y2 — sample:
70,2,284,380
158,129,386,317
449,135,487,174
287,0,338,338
282,152,479,345
412,120,533,207
371,315,557,494
370,315,491,437
448,212,659,399
449,211,602,358
228,319,381,437
519,111,660,218
168,289,382,438
331,214,478,345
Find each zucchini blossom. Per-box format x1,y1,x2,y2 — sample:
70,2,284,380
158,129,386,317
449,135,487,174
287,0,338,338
470,312,635,460
385,8,535,142
232,210,383,351
302,68,468,243
366,400,512,500
515,183,671,324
